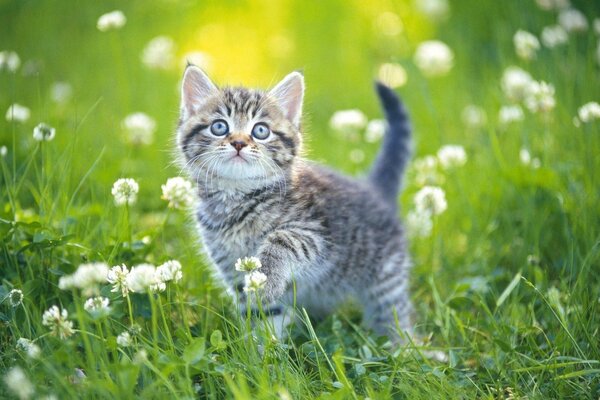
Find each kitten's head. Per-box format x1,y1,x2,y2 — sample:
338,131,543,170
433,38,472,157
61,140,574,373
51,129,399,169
177,65,304,192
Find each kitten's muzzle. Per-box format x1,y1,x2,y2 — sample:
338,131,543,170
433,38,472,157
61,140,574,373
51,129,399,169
231,140,248,152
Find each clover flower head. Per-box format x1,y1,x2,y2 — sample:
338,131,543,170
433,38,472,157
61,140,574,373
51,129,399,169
84,296,110,316
501,66,533,102
142,36,176,70
107,264,131,296
161,177,195,209
578,102,600,123
117,331,132,347
122,112,156,146
157,260,183,283
1,146,8,157
558,8,588,32
377,63,407,89
414,186,447,216
243,271,267,292
7,289,23,307
437,145,467,169
541,25,568,48
513,30,540,60
4,366,34,400
42,305,74,339
33,123,56,142
499,105,525,125
235,256,262,272
58,262,109,296
5,103,30,123
126,264,165,293
0,50,21,73
524,81,556,113
329,109,368,133
414,40,454,77
16,338,41,359
406,209,434,238
97,10,126,32
365,119,386,143
461,105,487,128
111,178,139,206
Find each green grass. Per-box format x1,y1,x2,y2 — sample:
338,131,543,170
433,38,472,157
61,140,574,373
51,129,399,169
2,0,600,398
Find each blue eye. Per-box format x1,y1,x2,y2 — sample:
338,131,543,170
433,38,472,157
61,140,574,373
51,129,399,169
210,120,229,136
251,123,270,140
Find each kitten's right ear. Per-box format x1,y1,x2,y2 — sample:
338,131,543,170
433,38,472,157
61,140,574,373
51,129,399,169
180,65,218,120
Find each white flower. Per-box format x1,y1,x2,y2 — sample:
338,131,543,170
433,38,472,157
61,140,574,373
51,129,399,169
122,112,156,146
0,51,21,72
117,331,132,347
84,297,110,316
243,270,267,292
329,109,367,133
413,155,443,186
96,10,126,32
461,105,487,128
3,367,34,400
107,264,131,296
127,264,165,293
235,256,262,272
0,146,7,157
437,145,467,169
414,186,447,216
520,148,541,169
161,177,195,209
365,119,386,143
501,66,534,102
513,30,540,60
577,102,600,123
558,8,588,32
111,178,139,206
182,51,212,71
415,0,450,21
414,40,454,77
58,262,109,296
16,338,41,359
349,149,365,164
524,81,556,113
377,63,407,88
32,123,56,142
541,25,568,48
42,305,74,339
141,36,176,70
156,260,183,283
535,0,570,11
50,82,72,104
499,105,525,124
5,104,30,123
406,209,433,238
7,288,23,307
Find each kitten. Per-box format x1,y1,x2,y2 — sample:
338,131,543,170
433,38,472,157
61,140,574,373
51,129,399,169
176,66,413,341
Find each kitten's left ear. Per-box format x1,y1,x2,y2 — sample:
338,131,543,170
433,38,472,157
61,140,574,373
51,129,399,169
269,71,304,128
180,65,218,120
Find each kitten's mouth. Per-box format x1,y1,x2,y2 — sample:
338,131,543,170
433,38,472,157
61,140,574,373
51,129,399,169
229,154,248,163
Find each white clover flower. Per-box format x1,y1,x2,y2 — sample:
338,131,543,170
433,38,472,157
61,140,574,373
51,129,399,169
141,36,176,70
111,178,139,206
524,81,556,113
535,0,570,11
520,148,541,169
235,256,262,272
437,145,467,169
5,104,30,123
406,209,433,238
329,109,368,133
461,105,487,128
161,177,195,210
117,331,132,347
541,25,568,48
157,260,183,283
182,51,212,71
414,40,454,77
16,338,41,359
133,349,148,364
243,270,267,292
4,366,34,400
416,0,450,21
97,10,126,32
501,66,534,102
499,105,525,124
84,297,110,316
413,155,444,186
374,12,403,36
50,82,72,104
0,51,21,73
513,30,540,60
365,119,386,143
42,305,74,339
349,149,365,164
377,63,407,88
0,146,7,157
127,264,165,293
577,102,600,123
107,264,131,296
58,262,109,296
7,288,23,307
122,112,156,146
414,186,447,216
558,8,588,33
32,123,56,142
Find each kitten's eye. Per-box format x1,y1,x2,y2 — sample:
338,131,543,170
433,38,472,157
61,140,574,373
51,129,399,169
210,120,229,136
251,123,270,140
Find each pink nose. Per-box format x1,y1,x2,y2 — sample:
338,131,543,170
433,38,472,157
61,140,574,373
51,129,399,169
231,141,247,152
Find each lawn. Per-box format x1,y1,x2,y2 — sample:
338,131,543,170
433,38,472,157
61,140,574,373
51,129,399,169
1,0,600,398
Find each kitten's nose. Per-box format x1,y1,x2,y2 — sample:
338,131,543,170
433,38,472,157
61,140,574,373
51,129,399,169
231,140,247,152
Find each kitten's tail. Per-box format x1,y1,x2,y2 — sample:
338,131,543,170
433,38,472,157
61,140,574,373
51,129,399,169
368,82,412,208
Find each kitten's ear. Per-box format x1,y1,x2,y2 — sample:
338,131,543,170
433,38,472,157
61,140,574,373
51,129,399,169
269,71,304,128
180,65,218,120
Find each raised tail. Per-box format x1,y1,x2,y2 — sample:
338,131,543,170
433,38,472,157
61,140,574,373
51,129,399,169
368,82,412,208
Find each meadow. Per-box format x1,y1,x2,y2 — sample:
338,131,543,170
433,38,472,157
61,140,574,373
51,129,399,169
2,0,600,398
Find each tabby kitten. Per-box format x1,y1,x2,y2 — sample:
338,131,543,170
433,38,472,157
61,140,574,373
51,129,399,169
177,66,413,341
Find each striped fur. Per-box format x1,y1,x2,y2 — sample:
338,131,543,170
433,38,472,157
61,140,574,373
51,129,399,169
176,66,413,341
